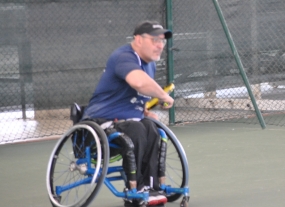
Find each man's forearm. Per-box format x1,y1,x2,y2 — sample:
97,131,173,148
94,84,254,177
126,70,169,101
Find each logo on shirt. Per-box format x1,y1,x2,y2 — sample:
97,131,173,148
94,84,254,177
135,106,144,111
130,97,137,103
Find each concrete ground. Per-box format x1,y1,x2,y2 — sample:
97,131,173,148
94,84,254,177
1,122,285,207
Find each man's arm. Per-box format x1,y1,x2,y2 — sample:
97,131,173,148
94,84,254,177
125,69,174,108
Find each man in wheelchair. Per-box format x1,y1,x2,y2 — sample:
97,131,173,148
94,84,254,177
81,20,174,207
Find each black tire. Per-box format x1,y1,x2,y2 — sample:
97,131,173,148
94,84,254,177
147,117,189,202
46,121,109,207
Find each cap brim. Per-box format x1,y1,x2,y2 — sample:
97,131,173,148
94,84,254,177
149,29,172,39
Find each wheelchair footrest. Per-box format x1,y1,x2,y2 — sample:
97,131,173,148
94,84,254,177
165,186,189,196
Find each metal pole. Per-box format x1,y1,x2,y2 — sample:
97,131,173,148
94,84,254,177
20,74,27,119
212,0,266,129
166,0,175,125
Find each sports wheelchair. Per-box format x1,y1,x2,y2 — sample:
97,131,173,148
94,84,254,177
46,103,190,207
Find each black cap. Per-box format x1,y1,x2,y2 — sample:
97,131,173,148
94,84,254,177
133,21,172,39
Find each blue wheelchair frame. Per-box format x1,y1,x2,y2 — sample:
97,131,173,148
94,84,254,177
46,104,190,207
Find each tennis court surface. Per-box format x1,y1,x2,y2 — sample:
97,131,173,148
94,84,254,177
1,121,285,207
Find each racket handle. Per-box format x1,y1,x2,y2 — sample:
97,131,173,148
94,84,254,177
145,83,175,109
163,102,169,107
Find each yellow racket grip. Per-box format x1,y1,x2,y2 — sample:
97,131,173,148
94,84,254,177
145,83,175,109
145,98,159,109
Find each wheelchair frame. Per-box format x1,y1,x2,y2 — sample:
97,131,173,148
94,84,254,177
46,104,190,207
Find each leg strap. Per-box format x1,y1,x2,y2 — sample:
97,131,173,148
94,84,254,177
158,128,168,177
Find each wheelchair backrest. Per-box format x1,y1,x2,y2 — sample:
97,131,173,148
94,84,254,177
70,103,86,125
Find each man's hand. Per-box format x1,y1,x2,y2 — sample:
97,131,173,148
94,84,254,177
160,94,174,109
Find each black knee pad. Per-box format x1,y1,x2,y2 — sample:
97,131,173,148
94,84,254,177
106,129,137,181
118,133,137,180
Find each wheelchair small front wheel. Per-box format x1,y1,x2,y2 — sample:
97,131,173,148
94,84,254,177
46,121,109,207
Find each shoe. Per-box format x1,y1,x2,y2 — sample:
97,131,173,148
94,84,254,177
123,187,146,207
148,204,165,207
124,187,167,207
124,199,135,207
123,187,135,207
124,198,166,207
147,189,167,206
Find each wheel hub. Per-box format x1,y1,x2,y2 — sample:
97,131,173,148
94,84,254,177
69,161,87,175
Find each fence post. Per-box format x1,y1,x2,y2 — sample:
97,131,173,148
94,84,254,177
212,0,266,129
166,0,175,125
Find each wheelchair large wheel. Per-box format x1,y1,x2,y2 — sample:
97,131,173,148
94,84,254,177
46,121,109,207
148,118,189,202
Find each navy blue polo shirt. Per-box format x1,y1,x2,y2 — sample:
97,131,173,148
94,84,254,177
82,44,156,120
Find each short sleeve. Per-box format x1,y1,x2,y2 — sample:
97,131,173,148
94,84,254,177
114,52,142,79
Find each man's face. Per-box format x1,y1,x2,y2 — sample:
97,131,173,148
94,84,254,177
139,34,166,62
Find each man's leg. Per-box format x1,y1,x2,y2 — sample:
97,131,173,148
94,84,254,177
115,120,167,206
115,120,148,190
140,119,167,206
140,118,161,190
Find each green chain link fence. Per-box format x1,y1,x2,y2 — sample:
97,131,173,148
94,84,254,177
171,0,285,126
1,0,285,144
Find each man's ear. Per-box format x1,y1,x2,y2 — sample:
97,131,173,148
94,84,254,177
134,35,143,47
